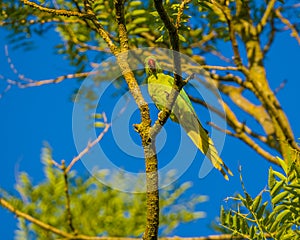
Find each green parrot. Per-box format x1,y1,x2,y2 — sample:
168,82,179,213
144,56,233,180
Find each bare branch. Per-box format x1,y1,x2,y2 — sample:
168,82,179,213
188,95,226,120
66,117,111,172
257,0,276,34
262,16,276,55
0,18,83,26
4,45,33,83
210,72,244,85
218,84,274,137
62,161,76,233
22,0,95,19
213,1,248,74
274,79,288,95
7,72,91,88
185,64,239,71
275,8,300,44
208,121,278,165
190,85,278,165
0,84,11,99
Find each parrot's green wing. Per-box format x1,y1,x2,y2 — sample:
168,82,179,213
145,56,233,180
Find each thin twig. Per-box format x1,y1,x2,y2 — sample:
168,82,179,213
274,79,288,95
0,18,83,26
216,1,248,75
185,64,239,71
7,72,92,88
66,119,111,173
190,95,268,143
208,122,278,165
5,45,33,83
22,0,95,19
275,8,300,44
263,15,276,55
62,160,76,233
0,84,11,99
210,72,244,85
257,0,277,34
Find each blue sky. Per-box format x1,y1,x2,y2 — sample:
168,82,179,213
0,25,299,239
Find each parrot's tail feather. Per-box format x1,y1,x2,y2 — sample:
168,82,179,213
187,129,233,180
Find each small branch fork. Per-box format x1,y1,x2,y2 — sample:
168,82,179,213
66,120,111,173
47,112,111,173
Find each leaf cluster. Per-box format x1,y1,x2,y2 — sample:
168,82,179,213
219,157,300,239
1,145,206,239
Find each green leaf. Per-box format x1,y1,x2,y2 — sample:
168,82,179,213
220,205,226,224
130,27,150,35
271,191,289,205
155,35,164,43
150,11,159,17
249,225,256,239
131,9,147,16
178,34,186,42
225,211,232,226
94,122,105,128
268,167,276,189
270,180,285,197
251,194,262,213
92,113,103,119
132,17,147,25
273,170,286,181
232,214,238,230
256,201,268,219
276,157,288,174
281,232,297,240
128,1,142,7
273,204,286,213
244,192,253,208
269,209,290,232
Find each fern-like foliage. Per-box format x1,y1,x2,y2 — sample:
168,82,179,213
218,157,300,240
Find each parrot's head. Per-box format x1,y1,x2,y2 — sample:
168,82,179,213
144,56,162,77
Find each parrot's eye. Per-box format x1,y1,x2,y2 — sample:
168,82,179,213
148,59,156,68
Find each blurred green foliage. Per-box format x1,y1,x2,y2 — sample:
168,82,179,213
1,144,207,239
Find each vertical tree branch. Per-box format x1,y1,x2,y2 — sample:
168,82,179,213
115,1,158,239
150,0,186,138
61,160,76,233
256,0,276,34
153,0,182,87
